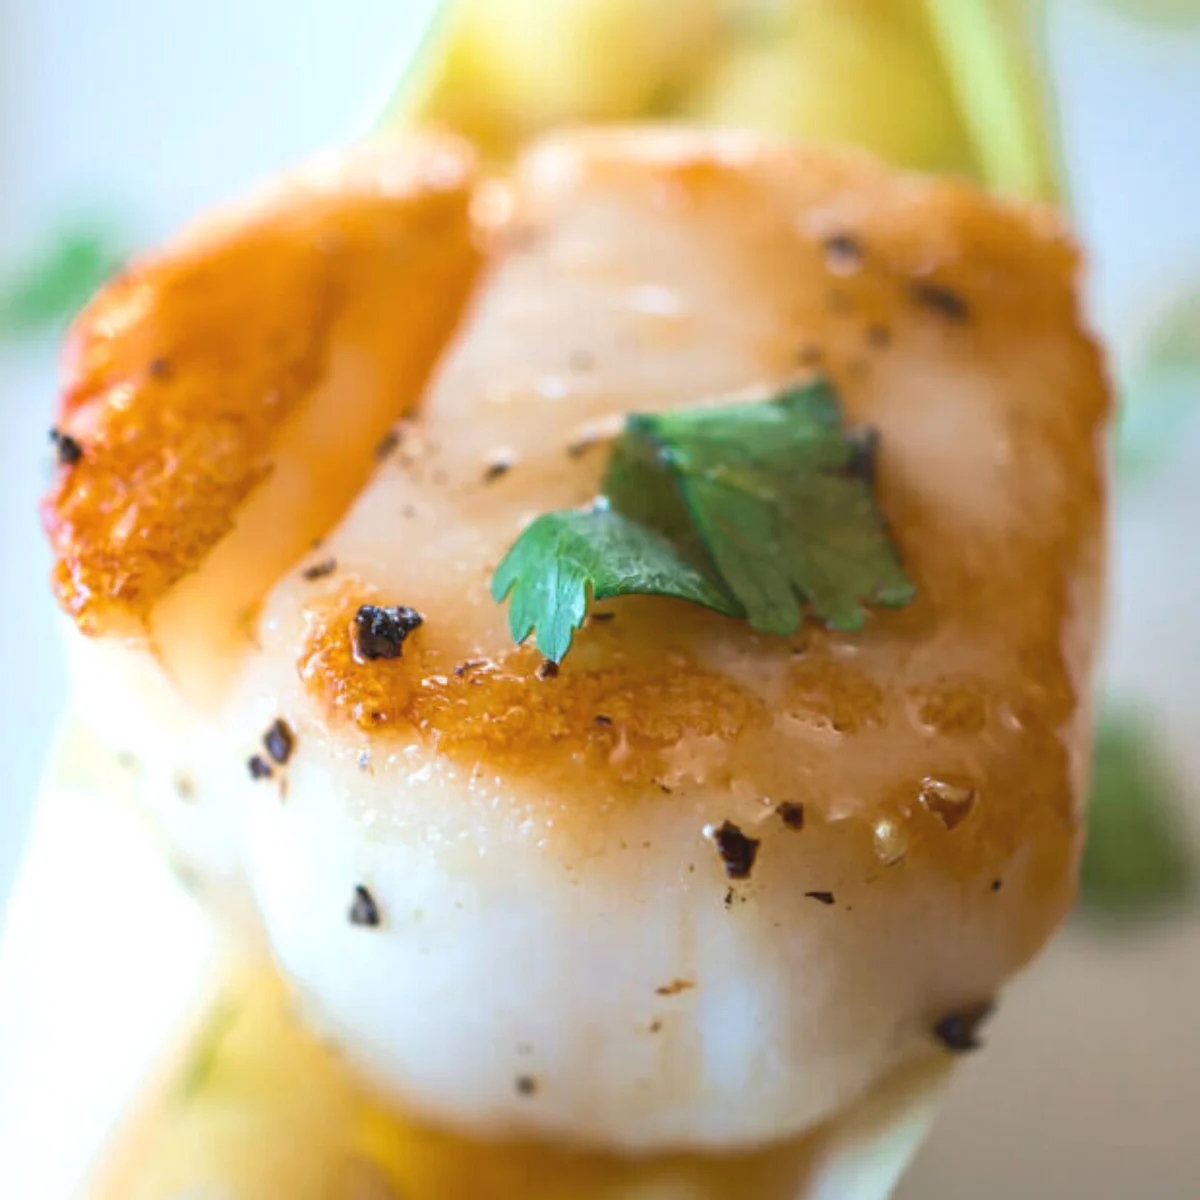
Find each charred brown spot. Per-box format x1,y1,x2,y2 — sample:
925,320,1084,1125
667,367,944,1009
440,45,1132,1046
777,802,805,831
263,718,295,766
911,280,969,322
353,604,423,661
805,890,836,905
933,1003,994,1053
710,821,760,881
349,885,381,928
50,429,83,466
655,978,694,997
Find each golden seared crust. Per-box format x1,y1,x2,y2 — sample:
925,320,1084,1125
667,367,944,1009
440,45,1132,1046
268,128,1108,958
298,584,763,776
42,136,480,635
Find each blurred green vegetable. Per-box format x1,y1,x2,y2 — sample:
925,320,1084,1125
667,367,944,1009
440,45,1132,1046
1081,711,1194,917
0,223,125,341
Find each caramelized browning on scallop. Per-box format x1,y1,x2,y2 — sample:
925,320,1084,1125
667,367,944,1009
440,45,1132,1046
43,135,482,643
50,128,1110,1154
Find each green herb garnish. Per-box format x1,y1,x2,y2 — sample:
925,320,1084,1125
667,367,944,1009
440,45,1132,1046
491,380,915,662
0,223,125,341
1080,710,1194,918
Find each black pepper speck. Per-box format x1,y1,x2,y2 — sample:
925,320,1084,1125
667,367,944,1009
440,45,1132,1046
595,714,613,727
710,821,760,881
515,1074,537,1096
263,718,295,766
374,428,401,461
349,885,381,928
302,558,337,581
777,802,805,831
823,232,864,271
483,453,514,483
805,890,836,905
911,280,970,322
933,1003,994,1053
248,755,273,781
353,605,423,660
50,429,83,466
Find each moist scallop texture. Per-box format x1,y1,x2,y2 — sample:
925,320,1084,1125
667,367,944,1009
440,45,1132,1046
46,128,1110,1153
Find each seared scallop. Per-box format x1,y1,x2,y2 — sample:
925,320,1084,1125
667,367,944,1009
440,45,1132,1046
44,128,1109,1153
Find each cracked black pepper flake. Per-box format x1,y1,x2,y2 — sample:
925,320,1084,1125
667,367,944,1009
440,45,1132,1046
536,659,559,680
933,1003,994,1053
248,755,273,781
822,231,864,272
805,890,836,905
302,558,337,581
777,802,805,831
349,885,381,928
649,1020,663,1034
709,821,760,881
515,1074,537,1096
911,280,969,322
589,611,616,623
595,714,613,727
353,604,423,661
148,356,171,378
483,452,515,483
263,718,295,766
454,659,487,677
50,429,83,465
991,878,1003,893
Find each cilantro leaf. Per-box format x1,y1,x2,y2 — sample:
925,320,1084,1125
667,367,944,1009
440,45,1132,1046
490,506,739,663
491,381,915,661
1080,710,1193,919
